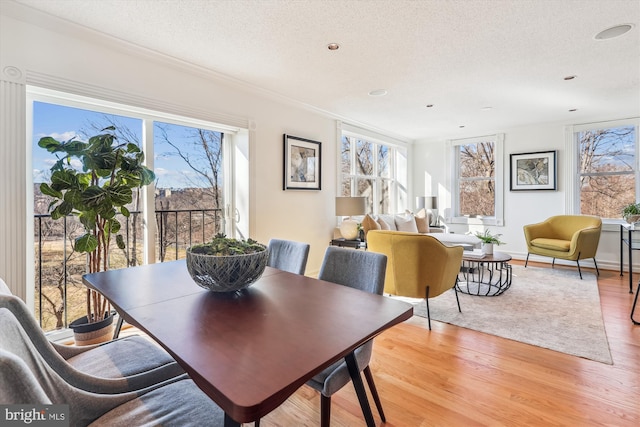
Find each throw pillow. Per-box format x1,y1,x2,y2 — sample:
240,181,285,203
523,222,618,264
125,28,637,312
395,214,418,233
361,214,380,238
414,208,430,233
377,217,391,230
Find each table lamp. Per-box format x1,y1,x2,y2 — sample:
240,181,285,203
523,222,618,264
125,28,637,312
336,197,366,240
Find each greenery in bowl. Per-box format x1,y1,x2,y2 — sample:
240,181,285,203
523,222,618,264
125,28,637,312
474,229,505,245
622,202,640,222
189,234,266,255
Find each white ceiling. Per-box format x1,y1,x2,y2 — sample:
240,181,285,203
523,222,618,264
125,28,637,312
8,0,640,141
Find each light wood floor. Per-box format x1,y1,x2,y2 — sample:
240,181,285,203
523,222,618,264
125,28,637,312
256,261,639,426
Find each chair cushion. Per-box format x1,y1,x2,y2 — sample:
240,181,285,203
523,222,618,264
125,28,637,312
531,238,571,252
67,336,178,378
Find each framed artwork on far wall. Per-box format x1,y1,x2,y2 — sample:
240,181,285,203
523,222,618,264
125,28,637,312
510,150,557,191
283,134,322,190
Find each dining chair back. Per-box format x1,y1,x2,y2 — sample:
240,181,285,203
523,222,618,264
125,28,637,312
0,307,226,426
306,246,388,427
0,290,183,393
267,238,310,275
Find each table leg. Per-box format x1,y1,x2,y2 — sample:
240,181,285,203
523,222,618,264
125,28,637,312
632,279,640,325
345,352,375,427
630,228,634,294
224,413,241,427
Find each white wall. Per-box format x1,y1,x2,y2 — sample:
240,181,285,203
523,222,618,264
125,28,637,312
0,7,339,295
413,121,632,273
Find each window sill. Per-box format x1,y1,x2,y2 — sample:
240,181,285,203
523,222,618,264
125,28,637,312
446,216,503,227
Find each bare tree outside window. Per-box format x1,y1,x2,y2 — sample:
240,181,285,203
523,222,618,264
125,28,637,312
458,141,495,216
578,126,636,218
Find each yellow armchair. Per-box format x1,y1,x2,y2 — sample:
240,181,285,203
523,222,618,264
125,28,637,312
367,230,463,330
523,215,602,279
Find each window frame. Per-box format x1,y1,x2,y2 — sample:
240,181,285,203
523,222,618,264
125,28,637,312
566,118,640,229
446,133,504,226
338,124,409,215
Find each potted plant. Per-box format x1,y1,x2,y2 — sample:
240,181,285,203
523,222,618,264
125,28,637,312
38,126,155,344
622,202,640,223
186,233,268,293
474,229,505,255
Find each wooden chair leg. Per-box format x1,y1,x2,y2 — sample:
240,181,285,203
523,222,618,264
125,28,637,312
363,366,386,422
321,394,331,427
254,420,260,427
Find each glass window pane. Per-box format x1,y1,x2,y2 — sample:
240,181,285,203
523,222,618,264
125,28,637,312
580,174,635,218
379,179,390,213
341,136,351,174
378,145,390,178
579,127,635,174
340,175,352,197
356,139,374,175
357,178,374,213
459,142,495,178
32,102,143,331
459,180,495,216
154,122,225,262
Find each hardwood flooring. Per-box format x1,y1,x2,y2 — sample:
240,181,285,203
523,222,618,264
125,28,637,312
256,262,639,426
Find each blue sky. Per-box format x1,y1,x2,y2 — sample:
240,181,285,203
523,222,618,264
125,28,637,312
32,102,213,188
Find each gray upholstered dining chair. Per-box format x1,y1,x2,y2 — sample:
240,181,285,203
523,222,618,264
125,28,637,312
0,307,226,426
309,246,388,427
0,279,184,393
266,238,310,275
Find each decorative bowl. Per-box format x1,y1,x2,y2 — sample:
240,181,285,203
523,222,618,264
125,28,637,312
186,245,269,292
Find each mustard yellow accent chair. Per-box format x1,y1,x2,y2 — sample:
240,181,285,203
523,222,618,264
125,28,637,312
523,215,602,279
367,230,464,330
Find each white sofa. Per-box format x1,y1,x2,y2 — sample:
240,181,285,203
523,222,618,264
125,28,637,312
347,212,481,249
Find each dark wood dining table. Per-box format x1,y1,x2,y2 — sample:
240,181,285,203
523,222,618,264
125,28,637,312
82,260,413,426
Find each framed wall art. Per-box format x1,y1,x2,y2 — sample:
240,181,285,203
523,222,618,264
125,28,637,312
283,134,322,190
510,150,557,191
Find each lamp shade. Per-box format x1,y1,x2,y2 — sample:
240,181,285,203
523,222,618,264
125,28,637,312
335,197,366,216
416,196,438,210
426,196,438,210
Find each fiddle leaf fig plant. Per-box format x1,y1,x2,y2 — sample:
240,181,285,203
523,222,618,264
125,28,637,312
39,126,155,324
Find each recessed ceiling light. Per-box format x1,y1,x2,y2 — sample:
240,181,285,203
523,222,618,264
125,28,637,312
480,106,493,111
564,75,577,80
368,89,387,97
426,104,434,108
459,125,465,128
594,24,633,40
569,108,578,112
327,43,340,50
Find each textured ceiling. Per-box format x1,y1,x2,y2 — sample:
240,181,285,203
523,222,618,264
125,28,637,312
8,0,640,141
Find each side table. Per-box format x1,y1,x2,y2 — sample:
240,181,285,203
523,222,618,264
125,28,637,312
330,238,367,250
619,224,638,293
457,251,512,296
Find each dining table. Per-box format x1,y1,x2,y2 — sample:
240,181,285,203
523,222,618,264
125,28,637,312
82,260,413,427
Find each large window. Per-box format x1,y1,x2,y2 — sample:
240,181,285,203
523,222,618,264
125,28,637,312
30,92,241,331
573,120,639,219
448,134,504,225
340,132,407,214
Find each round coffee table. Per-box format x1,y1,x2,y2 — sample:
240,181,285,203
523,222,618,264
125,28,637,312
456,251,512,296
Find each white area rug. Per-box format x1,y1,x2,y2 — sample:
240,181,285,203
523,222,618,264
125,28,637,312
395,265,613,364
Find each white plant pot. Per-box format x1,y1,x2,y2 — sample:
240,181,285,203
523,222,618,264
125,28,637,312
481,243,494,255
